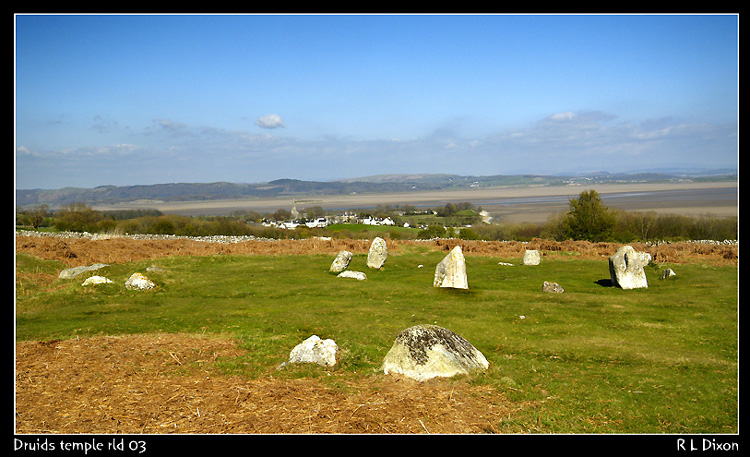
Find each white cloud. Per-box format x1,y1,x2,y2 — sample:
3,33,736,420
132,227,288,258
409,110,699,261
549,111,576,121
255,114,285,129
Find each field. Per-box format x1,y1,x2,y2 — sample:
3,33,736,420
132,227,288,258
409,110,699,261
15,234,738,436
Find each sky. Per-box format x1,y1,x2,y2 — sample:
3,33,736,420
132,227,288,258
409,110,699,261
15,13,738,190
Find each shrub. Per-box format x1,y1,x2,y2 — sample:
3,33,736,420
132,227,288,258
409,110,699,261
417,225,449,239
457,228,480,240
53,203,102,233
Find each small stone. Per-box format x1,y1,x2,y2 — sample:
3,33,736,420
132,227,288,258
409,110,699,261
124,272,155,290
337,270,367,281
81,275,113,286
280,335,338,368
660,268,677,279
542,281,564,293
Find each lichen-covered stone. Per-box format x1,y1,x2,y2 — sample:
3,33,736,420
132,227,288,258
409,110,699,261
124,272,155,290
381,324,489,382
542,281,564,293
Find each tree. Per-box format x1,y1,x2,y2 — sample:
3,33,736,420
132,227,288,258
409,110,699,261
563,190,616,242
54,203,102,232
28,204,50,229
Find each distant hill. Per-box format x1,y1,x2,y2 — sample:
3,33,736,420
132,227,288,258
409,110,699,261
15,171,737,208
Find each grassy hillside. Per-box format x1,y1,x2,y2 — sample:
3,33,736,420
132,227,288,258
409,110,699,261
15,247,738,434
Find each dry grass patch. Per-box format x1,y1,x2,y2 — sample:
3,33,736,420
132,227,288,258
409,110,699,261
16,334,525,434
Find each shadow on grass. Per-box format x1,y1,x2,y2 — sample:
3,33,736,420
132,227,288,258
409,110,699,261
595,279,614,287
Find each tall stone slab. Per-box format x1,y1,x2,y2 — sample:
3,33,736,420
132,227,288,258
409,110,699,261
367,237,388,269
433,245,468,289
609,245,649,289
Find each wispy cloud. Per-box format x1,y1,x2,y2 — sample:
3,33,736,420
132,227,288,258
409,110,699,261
15,110,737,189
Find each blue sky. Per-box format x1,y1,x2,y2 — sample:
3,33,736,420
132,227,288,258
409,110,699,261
15,14,738,189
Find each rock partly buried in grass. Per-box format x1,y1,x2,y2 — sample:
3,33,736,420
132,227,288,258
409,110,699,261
542,281,564,293
278,335,338,369
522,249,541,265
58,263,109,279
381,324,489,382
609,245,650,290
81,275,113,286
124,272,155,290
337,270,367,280
433,245,468,289
661,268,677,279
329,250,353,273
366,237,388,269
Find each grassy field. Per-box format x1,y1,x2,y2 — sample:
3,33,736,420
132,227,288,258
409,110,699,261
15,246,738,434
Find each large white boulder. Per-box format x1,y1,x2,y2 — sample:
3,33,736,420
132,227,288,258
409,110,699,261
433,246,468,289
280,335,338,368
329,250,353,273
609,245,649,290
366,237,388,269
381,325,489,382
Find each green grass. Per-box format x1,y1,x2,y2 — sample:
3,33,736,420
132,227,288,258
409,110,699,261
15,249,738,434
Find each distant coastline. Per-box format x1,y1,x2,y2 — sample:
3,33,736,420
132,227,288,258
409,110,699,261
90,180,737,225
16,171,736,208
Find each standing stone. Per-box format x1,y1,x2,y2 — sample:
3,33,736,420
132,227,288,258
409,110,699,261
609,245,649,289
433,245,468,289
329,250,353,273
522,249,541,265
367,237,388,269
381,324,489,382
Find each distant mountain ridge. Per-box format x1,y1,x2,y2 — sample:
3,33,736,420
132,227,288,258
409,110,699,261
15,170,737,208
